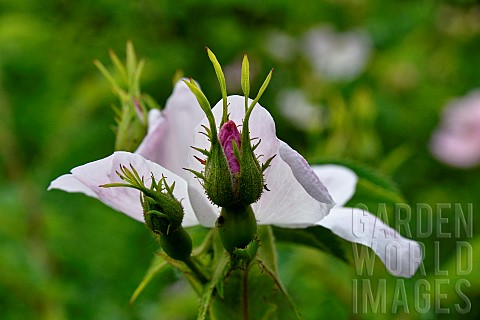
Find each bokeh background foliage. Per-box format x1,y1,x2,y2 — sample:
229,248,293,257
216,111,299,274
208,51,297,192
1,0,479,319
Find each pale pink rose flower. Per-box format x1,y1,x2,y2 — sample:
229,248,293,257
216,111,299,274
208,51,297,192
430,91,480,168
49,90,422,278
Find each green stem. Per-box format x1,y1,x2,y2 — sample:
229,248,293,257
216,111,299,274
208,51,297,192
184,257,208,284
243,264,250,320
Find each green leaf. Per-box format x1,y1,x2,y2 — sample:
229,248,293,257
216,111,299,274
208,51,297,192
257,227,301,319
198,253,230,320
356,178,405,204
130,254,168,303
257,226,278,274
208,227,300,320
209,262,300,320
159,252,205,296
272,225,349,263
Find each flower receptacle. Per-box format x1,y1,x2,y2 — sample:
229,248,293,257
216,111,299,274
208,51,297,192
158,227,193,261
216,206,257,253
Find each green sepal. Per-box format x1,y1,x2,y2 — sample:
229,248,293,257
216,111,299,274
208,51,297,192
231,68,274,206
246,68,273,118
183,78,217,138
206,47,228,126
237,132,264,206
184,168,206,181
142,191,184,236
231,237,259,270
191,146,210,157
261,154,276,173
241,53,250,110
203,141,236,207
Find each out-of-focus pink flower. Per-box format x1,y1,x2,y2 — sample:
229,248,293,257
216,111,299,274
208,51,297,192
430,91,480,168
276,89,323,130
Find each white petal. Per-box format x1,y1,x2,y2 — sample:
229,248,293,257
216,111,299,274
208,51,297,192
48,174,97,198
49,152,199,227
318,207,423,278
187,184,217,227
135,80,205,178
311,164,358,207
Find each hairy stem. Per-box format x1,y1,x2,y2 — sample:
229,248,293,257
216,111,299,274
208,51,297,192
184,257,208,284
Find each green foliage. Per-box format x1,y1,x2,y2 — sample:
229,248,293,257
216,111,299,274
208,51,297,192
272,226,349,263
130,255,168,304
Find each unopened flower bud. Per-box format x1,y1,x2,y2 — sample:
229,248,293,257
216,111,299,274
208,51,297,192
102,165,192,261
141,191,184,235
219,120,241,177
202,119,264,208
140,183,192,261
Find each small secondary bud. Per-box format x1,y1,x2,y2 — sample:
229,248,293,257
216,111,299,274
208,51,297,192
102,165,192,261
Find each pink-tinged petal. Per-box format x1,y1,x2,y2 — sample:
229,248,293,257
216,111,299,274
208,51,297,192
135,109,166,164
48,174,97,198
430,130,480,168
135,80,205,178
311,165,357,207
429,90,480,168
253,154,332,227
318,207,423,278
278,141,334,205
49,152,199,227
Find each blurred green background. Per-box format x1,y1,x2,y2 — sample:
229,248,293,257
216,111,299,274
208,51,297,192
1,0,479,319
